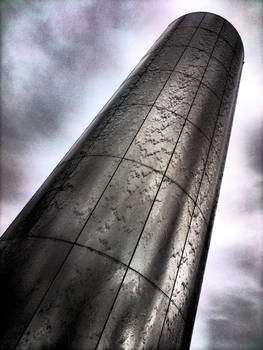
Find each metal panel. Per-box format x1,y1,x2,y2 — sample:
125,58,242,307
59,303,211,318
0,238,72,350
4,157,83,240
158,302,185,349
166,120,210,200
156,71,201,117
176,47,210,80
197,149,222,220
172,207,208,317
201,13,224,34
97,269,169,350
151,45,186,71
124,68,171,106
178,12,204,28
220,21,240,47
77,160,163,264
166,27,198,48
88,105,151,157
126,106,185,172
130,177,194,296
203,56,229,99
16,245,126,350
28,156,120,241
187,84,220,140
213,37,235,71
190,28,218,53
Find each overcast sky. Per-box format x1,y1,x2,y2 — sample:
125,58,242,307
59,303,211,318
1,0,262,349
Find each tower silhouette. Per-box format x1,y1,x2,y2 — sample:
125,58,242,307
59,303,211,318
1,12,243,349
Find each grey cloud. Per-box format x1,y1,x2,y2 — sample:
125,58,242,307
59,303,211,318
245,124,263,177
207,293,263,350
241,125,263,211
205,242,263,349
1,1,263,349
224,245,263,287
1,0,149,209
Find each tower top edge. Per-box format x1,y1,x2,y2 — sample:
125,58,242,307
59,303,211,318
170,11,244,55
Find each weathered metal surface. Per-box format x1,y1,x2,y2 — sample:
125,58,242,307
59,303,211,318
1,12,243,349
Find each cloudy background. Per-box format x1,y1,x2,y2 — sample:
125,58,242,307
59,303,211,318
1,0,262,348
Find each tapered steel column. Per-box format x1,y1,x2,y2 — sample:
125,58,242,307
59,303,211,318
1,12,243,349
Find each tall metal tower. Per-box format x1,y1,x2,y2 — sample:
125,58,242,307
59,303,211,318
1,12,243,349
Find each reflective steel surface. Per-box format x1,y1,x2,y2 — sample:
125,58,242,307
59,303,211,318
1,12,244,349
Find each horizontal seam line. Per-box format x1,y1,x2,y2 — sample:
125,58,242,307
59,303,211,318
175,24,238,50
145,106,221,158
123,68,227,100
153,106,213,143
128,266,186,320
159,45,234,75
171,70,224,100
28,150,211,224
77,104,220,147
12,234,186,320
78,153,209,223
136,49,240,81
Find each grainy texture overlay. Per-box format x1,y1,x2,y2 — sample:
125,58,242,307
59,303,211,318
1,12,243,350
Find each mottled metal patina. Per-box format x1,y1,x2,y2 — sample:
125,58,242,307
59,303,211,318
1,12,243,349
